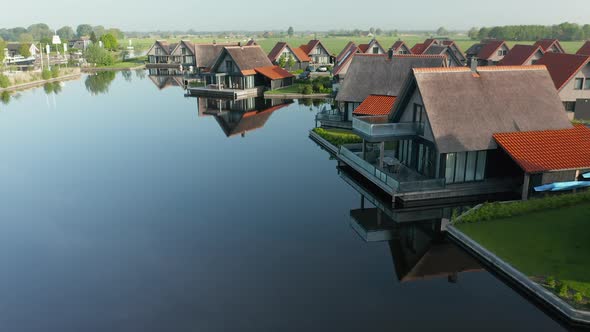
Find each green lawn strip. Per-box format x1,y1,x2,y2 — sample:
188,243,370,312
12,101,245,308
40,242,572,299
456,202,590,302
265,84,306,94
97,57,146,69
312,127,361,146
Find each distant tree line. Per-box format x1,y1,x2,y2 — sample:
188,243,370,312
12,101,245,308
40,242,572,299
0,23,124,43
327,28,397,37
468,22,590,41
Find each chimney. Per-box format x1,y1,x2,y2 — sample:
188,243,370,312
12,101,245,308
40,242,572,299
470,57,478,73
387,48,394,60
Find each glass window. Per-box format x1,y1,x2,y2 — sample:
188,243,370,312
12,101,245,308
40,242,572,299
455,152,466,183
465,151,477,182
475,151,487,180
445,153,456,184
585,78,590,90
373,47,379,54
417,144,424,173
574,78,584,90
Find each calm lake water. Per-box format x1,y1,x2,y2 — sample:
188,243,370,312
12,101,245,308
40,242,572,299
0,72,567,331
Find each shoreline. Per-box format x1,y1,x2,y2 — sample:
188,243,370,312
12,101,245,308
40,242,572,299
81,64,145,73
0,72,82,93
264,92,331,99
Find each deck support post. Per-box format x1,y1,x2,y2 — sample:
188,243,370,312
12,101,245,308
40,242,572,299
379,142,385,170
522,173,530,201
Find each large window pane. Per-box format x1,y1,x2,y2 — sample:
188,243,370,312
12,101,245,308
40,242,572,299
445,153,456,184
476,151,487,180
418,144,424,173
465,151,477,182
455,152,466,183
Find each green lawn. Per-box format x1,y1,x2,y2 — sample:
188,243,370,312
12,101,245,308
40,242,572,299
265,84,306,94
457,202,590,302
97,56,146,69
122,36,585,55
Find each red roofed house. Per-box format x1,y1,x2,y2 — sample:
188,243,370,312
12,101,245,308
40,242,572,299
358,39,386,55
207,45,276,91
410,38,466,65
254,66,295,90
267,42,310,71
536,52,590,115
498,45,544,66
533,39,565,54
299,40,333,65
494,125,590,199
341,65,579,202
465,39,510,66
391,40,412,55
576,40,590,56
333,41,361,81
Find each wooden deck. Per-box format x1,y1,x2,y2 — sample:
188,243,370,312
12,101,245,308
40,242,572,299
186,86,262,99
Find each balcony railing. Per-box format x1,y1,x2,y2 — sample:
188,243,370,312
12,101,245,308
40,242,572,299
316,110,346,122
338,146,445,194
353,116,424,139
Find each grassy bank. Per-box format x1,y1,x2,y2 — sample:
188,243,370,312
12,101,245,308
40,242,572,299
457,196,590,309
312,127,361,146
0,67,80,90
96,56,146,70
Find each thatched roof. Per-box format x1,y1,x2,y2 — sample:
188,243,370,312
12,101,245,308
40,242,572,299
336,54,446,103
391,66,573,153
211,46,273,74
194,43,239,69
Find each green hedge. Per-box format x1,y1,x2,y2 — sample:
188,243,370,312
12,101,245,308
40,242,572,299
313,128,362,146
456,190,590,224
41,69,52,80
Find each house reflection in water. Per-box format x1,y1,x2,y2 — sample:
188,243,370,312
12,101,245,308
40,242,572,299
148,74,185,90
197,97,293,137
341,166,482,283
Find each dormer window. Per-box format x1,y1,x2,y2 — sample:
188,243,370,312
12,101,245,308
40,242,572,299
574,78,583,90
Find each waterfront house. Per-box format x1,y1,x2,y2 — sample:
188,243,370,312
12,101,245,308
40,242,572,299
498,45,544,66
5,43,39,58
299,40,333,65
358,39,386,55
577,41,590,56
535,52,590,115
267,42,310,71
254,66,295,90
146,40,178,75
68,37,91,51
207,45,274,90
391,41,412,55
465,39,510,66
343,66,576,204
533,39,565,53
332,54,446,124
411,39,466,65
423,45,464,67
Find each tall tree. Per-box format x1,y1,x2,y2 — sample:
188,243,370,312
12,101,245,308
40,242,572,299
76,24,93,37
18,33,34,43
93,26,106,38
287,26,294,37
57,26,75,41
375,28,383,36
99,33,118,51
436,27,449,36
18,44,31,57
369,27,375,35
107,28,124,40
468,27,479,40
27,23,52,40
90,31,98,43
0,37,5,62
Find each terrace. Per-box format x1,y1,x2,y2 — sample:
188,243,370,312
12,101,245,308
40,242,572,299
352,116,424,142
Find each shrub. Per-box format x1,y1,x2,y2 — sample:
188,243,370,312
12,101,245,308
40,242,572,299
0,74,9,88
301,85,313,95
558,283,569,298
574,292,584,304
546,276,557,289
41,69,52,80
85,44,114,66
312,128,362,146
455,190,590,224
51,66,60,78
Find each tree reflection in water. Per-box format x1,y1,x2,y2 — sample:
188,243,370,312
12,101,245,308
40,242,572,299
85,71,116,95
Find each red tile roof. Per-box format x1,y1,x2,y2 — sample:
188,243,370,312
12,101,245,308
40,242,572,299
267,42,288,62
358,44,370,53
535,52,590,90
391,41,411,54
534,39,564,53
493,125,590,173
254,66,294,80
577,41,590,56
477,40,507,60
292,47,311,62
498,45,543,66
353,95,397,116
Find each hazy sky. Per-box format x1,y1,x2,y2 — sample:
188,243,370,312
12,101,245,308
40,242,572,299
2,0,589,31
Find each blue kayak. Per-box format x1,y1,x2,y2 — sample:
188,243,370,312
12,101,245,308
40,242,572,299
534,181,590,192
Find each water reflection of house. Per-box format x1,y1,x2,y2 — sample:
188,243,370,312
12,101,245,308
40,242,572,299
340,166,482,283
202,98,292,137
148,75,185,90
